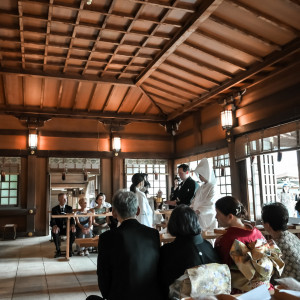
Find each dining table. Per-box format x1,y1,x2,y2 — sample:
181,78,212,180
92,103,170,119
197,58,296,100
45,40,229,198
51,212,112,260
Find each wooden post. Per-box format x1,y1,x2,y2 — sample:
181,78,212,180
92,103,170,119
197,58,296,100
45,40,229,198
27,155,36,235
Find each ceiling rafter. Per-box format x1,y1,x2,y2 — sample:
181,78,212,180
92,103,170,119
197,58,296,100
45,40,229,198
164,61,221,85
173,51,233,78
72,81,82,110
0,67,135,86
145,91,185,107
56,80,63,110
230,0,300,35
138,85,165,115
87,83,98,112
131,93,143,115
155,68,210,92
128,0,196,12
143,82,192,102
147,92,182,109
136,0,224,85
102,85,114,112
116,87,132,113
1,75,8,105
168,37,300,120
210,16,282,50
17,1,25,69
40,78,45,109
149,74,200,97
195,29,264,62
184,41,247,71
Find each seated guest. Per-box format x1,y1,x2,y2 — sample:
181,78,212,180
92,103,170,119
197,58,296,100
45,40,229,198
97,189,163,300
159,205,220,299
214,196,267,292
91,192,111,236
262,202,300,281
50,193,76,258
75,198,93,256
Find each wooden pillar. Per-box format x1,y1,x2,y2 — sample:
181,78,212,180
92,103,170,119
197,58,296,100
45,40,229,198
27,155,37,236
112,156,122,195
228,140,241,201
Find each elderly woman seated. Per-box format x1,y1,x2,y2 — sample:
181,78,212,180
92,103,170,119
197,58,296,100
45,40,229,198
262,202,300,281
75,198,93,256
159,204,220,299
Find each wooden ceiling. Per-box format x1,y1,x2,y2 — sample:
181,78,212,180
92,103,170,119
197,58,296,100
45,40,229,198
0,0,299,126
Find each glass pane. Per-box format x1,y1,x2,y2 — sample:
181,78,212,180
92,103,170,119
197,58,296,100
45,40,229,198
10,198,17,205
1,182,9,189
10,190,17,197
1,190,9,197
1,198,8,205
10,182,18,189
10,175,18,181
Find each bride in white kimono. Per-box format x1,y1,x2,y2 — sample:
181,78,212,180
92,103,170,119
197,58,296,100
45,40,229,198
190,158,218,232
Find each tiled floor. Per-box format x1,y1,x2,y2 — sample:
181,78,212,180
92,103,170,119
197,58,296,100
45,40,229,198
0,236,102,300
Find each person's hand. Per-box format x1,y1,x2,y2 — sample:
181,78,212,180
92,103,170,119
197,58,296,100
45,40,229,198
82,227,90,234
165,200,176,206
71,225,76,233
52,225,59,234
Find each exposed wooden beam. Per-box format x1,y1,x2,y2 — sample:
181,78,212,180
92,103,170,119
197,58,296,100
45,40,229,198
56,80,63,110
136,0,224,85
168,38,300,120
72,82,82,110
117,87,131,113
87,83,98,112
0,67,135,86
17,0,25,69
131,93,143,115
102,85,114,112
2,107,167,122
40,78,45,109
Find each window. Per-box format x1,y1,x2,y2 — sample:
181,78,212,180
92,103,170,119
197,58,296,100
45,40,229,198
125,159,168,198
0,174,18,206
213,153,231,196
0,157,21,207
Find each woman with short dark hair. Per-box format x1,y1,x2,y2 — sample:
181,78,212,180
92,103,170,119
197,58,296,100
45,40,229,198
262,202,300,281
159,205,220,299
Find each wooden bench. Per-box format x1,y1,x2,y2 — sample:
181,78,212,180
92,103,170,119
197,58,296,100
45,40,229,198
75,236,99,248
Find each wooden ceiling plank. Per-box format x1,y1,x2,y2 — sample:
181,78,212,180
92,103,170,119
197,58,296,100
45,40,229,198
22,76,25,106
184,41,247,71
143,82,191,102
164,61,221,85
40,78,45,109
43,0,54,70
87,83,98,112
210,16,282,50
139,86,165,115
0,67,135,86
195,29,264,62
150,74,200,97
63,0,85,73
102,85,114,112
168,37,300,120
144,103,153,115
130,93,143,115
116,87,132,113
17,1,25,69
155,69,210,92
56,80,63,110
173,52,233,78
230,0,300,35
72,81,82,110
136,0,224,85
148,95,181,109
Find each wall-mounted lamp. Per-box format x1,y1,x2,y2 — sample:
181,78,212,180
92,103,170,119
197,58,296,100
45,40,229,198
221,110,233,130
28,130,38,154
1,170,5,182
86,0,92,5
112,137,121,156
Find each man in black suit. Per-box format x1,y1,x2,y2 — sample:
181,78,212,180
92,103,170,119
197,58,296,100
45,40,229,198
50,193,76,258
166,163,198,206
97,189,163,300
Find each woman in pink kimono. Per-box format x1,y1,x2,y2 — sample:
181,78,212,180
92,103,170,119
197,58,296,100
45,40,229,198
190,158,218,232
